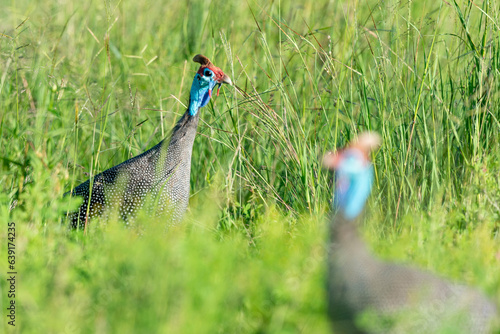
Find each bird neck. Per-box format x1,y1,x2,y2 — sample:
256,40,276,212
154,107,200,174
329,213,371,257
188,80,216,116
172,107,201,135
188,101,200,116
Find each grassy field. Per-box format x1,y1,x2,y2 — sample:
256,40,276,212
1,0,499,332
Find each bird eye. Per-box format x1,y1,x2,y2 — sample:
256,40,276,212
204,69,212,77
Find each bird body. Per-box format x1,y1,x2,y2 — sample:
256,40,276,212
68,54,231,228
324,133,498,333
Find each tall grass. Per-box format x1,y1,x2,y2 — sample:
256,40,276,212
1,0,499,332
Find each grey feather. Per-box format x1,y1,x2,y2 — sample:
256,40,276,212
327,217,498,333
67,110,200,228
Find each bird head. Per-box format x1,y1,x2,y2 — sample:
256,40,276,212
188,54,232,116
323,132,381,220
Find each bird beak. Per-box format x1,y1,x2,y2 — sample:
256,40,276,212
220,74,232,86
323,151,342,171
216,74,232,96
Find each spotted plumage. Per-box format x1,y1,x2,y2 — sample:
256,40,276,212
67,54,232,228
324,133,498,333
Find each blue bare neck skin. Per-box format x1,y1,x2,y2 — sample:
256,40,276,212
334,152,374,220
188,72,218,116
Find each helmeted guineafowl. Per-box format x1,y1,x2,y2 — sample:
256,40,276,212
324,132,498,333
67,54,232,228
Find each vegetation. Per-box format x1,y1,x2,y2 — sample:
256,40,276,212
1,0,499,332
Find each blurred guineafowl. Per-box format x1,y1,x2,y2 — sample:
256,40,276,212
324,132,498,333
67,54,232,228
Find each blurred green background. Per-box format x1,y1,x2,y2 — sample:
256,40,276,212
0,0,499,332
